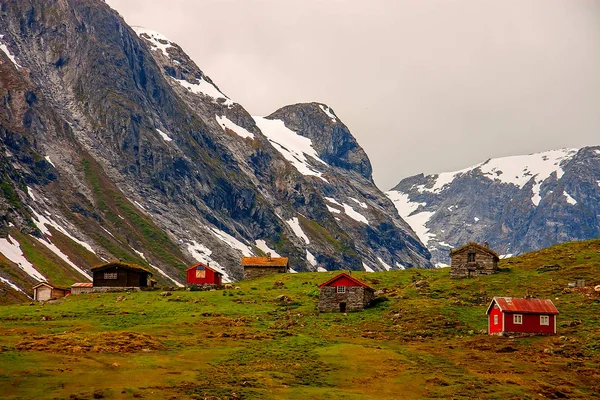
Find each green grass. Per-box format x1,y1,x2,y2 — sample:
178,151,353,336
0,239,599,399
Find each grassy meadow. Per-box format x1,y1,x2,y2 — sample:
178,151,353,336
1,239,600,399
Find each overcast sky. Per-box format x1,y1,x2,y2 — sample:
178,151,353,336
105,0,600,190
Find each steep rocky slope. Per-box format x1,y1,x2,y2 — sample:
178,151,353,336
387,147,600,264
0,0,430,301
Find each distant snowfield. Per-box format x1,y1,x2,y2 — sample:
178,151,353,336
255,240,280,257
253,116,328,181
386,148,580,249
172,77,234,106
132,27,174,57
0,34,21,68
155,128,172,142
285,217,310,244
0,276,28,296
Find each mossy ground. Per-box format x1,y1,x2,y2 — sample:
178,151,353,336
0,239,599,399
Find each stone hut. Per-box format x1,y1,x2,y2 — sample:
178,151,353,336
241,253,289,280
449,242,499,279
318,273,375,312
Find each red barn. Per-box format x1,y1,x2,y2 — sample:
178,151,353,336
318,273,375,312
186,262,222,286
486,297,559,335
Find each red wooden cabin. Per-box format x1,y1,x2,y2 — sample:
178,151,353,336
486,297,558,335
186,262,222,285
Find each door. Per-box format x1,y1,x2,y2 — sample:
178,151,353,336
339,302,347,312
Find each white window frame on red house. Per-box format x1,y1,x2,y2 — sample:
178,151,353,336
337,286,346,293
540,315,549,325
513,314,523,324
493,315,498,325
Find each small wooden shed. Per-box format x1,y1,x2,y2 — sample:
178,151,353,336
486,297,559,335
242,253,289,280
318,273,375,312
71,282,94,295
450,242,499,279
33,282,69,301
186,262,222,285
91,262,152,288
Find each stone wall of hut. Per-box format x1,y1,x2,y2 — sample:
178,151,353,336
450,246,498,279
318,286,375,312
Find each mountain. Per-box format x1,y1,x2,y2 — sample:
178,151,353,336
0,0,431,302
387,147,600,265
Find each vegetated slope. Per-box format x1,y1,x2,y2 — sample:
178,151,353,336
387,147,600,265
0,239,598,399
0,0,431,300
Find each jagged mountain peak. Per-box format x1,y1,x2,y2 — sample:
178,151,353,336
387,146,600,265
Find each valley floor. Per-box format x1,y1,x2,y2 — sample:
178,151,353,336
1,239,600,399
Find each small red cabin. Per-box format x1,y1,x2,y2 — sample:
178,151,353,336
318,273,375,312
186,262,222,286
486,297,559,335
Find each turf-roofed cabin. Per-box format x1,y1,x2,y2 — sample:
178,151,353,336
450,242,499,279
186,262,222,285
318,273,375,313
91,262,152,288
487,297,559,336
242,253,289,280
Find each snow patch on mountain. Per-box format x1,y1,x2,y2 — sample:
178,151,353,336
253,117,327,180
349,197,368,209
377,257,392,271
172,77,233,106
44,156,56,168
0,235,45,281
216,116,254,139
326,205,341,214
0,276,28,296
285,217,310,244
306,250,317,267
35,237,92,280
132,27,174,58
32,210,96,254
319,104,337,123
362,262,375,272
156,129,172,142
386,191,434,246
210,227,253,257
150,263,184,287
342,203,369,225
563,191,577,205
0,35,21,68
255,240,280,257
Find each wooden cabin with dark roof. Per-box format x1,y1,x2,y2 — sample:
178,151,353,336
318,273,375,312
241,253,289,280
91,262,153,288
449,242,499,279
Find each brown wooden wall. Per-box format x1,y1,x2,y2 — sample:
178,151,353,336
93,266,149,287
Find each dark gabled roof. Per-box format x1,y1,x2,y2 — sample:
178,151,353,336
91,261,152,275
318,273,374,291
486,297,559,315
241,256,289,268
185,262,222,275
450,242,500,260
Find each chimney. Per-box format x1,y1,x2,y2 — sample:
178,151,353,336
484,242,489,248
266,252,272,261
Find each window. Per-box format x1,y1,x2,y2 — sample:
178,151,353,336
513,314,523,324
493,315,498,325
104,272,117,280
468,253,476,262
337,286,346,293
540,315,549,326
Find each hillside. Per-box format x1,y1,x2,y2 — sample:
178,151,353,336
387,147,600,265
0,0,431,300
0,239,599,399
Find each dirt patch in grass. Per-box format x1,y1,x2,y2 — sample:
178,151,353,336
15,331,162,353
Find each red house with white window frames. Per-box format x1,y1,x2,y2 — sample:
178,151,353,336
318,273,375,312
186,262,222,285
486,297,558,335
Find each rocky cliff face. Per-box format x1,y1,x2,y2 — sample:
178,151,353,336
387,147,600,265
0,0,430,301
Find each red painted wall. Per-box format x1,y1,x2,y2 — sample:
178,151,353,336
488,304,504,334
502,312,555,335
186,266,222,285
325,276,364,287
